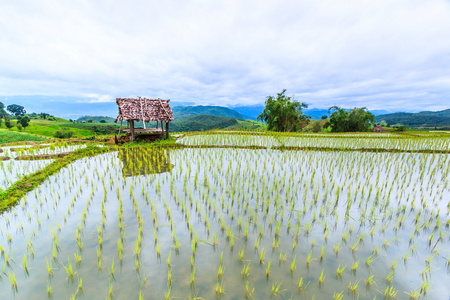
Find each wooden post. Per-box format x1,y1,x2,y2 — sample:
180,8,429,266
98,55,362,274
130,120,135,142
165,122,169,139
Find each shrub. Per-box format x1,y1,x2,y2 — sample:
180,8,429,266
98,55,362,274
54,129,74,139
312,122,322,133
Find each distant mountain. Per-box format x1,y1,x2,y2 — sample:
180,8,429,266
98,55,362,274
230,105,265,120
172,106,246,120
375,109,450,128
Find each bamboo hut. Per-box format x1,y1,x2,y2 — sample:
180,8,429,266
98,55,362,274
115,97,174,142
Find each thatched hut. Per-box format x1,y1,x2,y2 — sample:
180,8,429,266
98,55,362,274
115,97,174,141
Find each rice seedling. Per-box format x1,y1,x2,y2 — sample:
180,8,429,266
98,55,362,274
335,265,346,278
190,266,195,286
7,271,17,291
351,260,359,273
366,275,376,287
333,291,344,300
271,282,282,296
384,286,398,299
318,269,325,285
241,263,250,278
290,256,296,273
63,256,75,281
245,281,254,299
215,281,225,296
46,257,53,277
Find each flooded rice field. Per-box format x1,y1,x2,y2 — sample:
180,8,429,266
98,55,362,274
0,146,449,299
178,133,450,151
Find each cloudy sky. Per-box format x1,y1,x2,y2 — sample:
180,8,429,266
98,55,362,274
1,0,450,112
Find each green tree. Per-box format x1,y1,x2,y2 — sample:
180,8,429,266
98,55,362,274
325,106,374,132
257,90,310,132
7,104,26,116
19,115,30,131
4,116,13,130
0,101,7,117
312,122,322,133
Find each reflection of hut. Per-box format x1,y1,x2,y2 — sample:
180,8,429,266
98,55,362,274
115,97,174,142
119,148,172,177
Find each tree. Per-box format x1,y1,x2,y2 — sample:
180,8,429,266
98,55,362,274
7,104,26,116
0,101,7,117
257,90,310,132
325,106,375,132
4,116,13,130
312,122,322,133
19,115,30,131
100,120,107,123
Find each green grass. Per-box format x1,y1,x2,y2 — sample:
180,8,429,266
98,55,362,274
0,129,46,144
2,119,98,138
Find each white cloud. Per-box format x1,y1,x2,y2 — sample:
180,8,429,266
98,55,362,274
0,0,449,111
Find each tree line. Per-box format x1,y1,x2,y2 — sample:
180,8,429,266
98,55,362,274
257,90,376,133
0,102,56,132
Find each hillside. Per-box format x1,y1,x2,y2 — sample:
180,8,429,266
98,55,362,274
375,109,450,128
77,116,115,123
170,114,239,132
172,106,246,119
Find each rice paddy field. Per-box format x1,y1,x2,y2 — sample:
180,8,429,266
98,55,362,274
0,132,449,299
0,144,88,190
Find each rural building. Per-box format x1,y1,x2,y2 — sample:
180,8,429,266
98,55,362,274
115,97,174,142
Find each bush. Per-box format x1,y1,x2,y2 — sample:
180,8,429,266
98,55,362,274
312,122,322,133
16,123,23,132
54,129,74,139
100,120,106,123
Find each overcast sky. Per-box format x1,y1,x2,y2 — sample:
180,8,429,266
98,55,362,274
1,0,449,111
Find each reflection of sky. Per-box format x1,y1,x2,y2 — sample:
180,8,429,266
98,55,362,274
1,1,450,112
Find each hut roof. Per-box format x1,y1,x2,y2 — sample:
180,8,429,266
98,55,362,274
115,97,174,123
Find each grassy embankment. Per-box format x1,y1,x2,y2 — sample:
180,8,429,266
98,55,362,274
0,129,47,144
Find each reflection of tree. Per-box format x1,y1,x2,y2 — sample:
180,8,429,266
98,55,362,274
119,148,172,177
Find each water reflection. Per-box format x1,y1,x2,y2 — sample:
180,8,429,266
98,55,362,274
119,148,173,176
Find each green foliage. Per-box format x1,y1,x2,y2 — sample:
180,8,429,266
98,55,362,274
312,122,322,133
171,114,239,132
7,104,26,116
16,123,23,131
325,106,375,132
19,115,30,131
4,116,13,130
172,106,246,119
0,130,46,144
0,101,6,117
257,89,309,132
54,128,74,139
